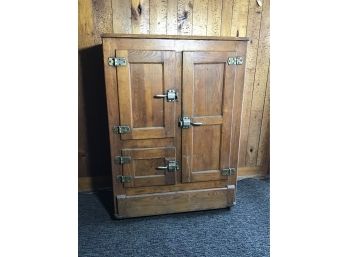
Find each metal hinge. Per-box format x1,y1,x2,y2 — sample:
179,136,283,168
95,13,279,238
115,156,131,164
221,168,236,176
112,125,131,134
108,57,127,67
227,57,243,65
117,175,132,183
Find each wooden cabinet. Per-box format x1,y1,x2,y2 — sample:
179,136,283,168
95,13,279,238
102,34,248,218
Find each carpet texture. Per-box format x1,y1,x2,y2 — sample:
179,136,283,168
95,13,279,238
79,178,269,257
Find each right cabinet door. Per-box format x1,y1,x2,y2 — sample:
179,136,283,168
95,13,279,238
182,51,244,183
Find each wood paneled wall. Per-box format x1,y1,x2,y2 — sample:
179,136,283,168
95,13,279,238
78,0,270,191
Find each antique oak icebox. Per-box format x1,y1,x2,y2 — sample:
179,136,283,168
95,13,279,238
102,34,248,218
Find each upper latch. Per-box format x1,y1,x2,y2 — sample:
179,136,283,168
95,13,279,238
178,117,203,129
108,57,127,67
227,57,243,65
154,89,178,102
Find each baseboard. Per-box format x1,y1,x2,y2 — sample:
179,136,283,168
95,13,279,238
237,166,268,180
78,166,268,192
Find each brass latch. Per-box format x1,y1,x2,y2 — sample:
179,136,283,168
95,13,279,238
221,168,236,176
112,125,131,134
227,57,243,65
178,117,203,129
117,175,132,183
156,160,180,172
115,156,131,164
108,57,127,67
154,89,178,102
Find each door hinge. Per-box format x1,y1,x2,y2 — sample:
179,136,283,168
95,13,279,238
227,57,243,65
221,168,236,176
115,156,131,164
112,125,131,134
108,57,127,67
156,160,180,172
117,175,132,183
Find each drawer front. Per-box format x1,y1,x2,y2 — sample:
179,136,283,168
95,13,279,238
121,147,177,188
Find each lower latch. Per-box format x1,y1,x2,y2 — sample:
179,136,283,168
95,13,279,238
221,168,236,176
156,160,180,172
117,175,132,183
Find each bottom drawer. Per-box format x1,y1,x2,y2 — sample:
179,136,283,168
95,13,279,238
115,185,235,218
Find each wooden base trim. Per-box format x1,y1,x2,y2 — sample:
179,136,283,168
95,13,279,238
115,186,235,218
78,166,268,192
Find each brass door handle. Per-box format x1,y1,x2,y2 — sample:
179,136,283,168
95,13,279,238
154,89,178,102
156,160,179,172
191,122,203,126
154,94,166,98
156,166,168,170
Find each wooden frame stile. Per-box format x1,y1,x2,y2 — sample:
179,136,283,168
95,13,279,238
102,38,125,207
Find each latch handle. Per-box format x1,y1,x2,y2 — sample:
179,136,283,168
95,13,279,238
154,89,178,102
191,122,203,126
156,166,168,170
156,160,179,172
154,94,166,98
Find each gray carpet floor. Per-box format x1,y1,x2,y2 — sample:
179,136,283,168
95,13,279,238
79,178,270,257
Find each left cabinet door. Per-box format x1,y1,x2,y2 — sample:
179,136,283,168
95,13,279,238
116,50,176,140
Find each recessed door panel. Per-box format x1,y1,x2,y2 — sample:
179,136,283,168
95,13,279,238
122,147,176,188
116,50,176,140
182,52,237,183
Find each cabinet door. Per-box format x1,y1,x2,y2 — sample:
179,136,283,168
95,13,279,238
121,147,176,187
116,50,176,140
182,52,240,183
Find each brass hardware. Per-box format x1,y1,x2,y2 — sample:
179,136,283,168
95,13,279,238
191,122,203,126
221,168,236,176
179,117,203,128
117,175,132,183
112,125,131,134
227,57,243,65
108,57,127,66
154,89,178,102
156,160,179,172
115,156,131,164
179,117,191,128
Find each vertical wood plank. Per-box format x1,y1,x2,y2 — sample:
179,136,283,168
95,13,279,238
78,0,95,48
207,0,222,36
112,0,132,33
177,0,193,35
238,0,263,167
192,0,208,36
220,0,234,36
246,0,270,166
167,0,178,35
257,67,270,167
131,0,150,34
150,0,167,34
230,0,249,37
92,0,113,44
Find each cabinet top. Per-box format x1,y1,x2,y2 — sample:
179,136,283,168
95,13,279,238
101,33,249,41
